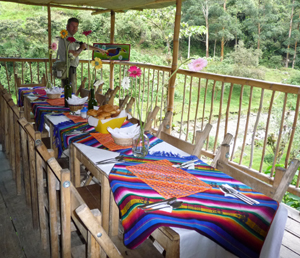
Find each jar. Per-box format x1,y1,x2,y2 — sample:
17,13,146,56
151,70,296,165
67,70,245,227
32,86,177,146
81,107,88,118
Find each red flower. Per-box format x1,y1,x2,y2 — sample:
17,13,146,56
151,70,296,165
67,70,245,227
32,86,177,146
128,66,142,78
67,37,76,43
83,30,92,36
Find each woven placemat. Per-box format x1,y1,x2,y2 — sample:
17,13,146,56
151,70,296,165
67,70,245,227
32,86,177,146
90,133,132,151
63,112,87,123
47,98,65,106
126,159,212,199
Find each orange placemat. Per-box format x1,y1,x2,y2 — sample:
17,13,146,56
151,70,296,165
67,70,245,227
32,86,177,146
47,98,65,106
126,159,212,199
90,133,132,151
63,112,88,123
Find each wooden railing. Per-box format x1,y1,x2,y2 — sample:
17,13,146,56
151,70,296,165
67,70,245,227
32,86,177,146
1,57,300,197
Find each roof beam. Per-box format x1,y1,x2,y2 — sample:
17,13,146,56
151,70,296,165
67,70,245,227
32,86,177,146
1,1,105,11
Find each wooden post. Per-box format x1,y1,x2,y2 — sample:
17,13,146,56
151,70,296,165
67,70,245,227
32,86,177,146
109,10,115,90
35,136,49,249
47,156,59,258
13,106,21,195
8,101,16,175
19,115,31,205
61,169,71,258
166,0,182,134
88,209,102,258
47,5,52,79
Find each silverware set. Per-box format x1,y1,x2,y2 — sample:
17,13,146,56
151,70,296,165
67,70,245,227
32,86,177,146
95,155,125,165
139,197,183,212
220,184,260,205
172,159,200,168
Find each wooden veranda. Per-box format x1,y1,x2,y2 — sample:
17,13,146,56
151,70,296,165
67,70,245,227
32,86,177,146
1,0,300,257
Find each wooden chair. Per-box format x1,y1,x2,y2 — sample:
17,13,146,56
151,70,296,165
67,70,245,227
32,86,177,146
0,89,23,196
155,111,213,158
119,95,130,111
75,77,89,97
210,133,233,168
18,117,40,229
34,139,163,257
14,73,46,100
75,204,164,258
125,97,135,115
96,86,120,106
216,144,300,202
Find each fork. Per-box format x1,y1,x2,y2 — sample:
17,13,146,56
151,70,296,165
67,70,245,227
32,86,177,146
220,185,254,205
95,155,124,165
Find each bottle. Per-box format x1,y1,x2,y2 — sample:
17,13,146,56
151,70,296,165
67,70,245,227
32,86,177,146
88,87,98,110
81,107,88,118
64,80,72,107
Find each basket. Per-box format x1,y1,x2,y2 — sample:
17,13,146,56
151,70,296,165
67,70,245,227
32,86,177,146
69,104,84,112
47,93,61,99
111,135,133,146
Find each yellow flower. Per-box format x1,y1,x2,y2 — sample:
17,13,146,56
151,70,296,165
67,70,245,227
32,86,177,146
60,29,68,39
91,57,103,70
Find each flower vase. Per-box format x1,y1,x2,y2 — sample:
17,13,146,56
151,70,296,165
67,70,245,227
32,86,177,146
132,131,149,158
64,80,72,107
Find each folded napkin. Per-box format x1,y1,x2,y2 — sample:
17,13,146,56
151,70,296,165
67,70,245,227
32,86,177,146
45,87,63,95
107,124,140,139
34,89,47,95
66,95,88,105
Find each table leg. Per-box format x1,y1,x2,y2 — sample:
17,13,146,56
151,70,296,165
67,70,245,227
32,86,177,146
101,175,110,233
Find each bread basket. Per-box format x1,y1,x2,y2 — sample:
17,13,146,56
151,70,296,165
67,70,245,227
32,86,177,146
111,135,133,146
69,104,84,112
47,93,61,99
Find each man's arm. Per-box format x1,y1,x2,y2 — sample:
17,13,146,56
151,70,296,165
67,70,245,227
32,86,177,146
69,43,86,57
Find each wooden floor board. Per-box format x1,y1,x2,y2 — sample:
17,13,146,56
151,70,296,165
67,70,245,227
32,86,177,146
0,151,50,258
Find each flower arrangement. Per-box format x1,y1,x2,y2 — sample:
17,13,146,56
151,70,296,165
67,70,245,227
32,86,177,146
46,41,58,88
59,28,76,80
83,30,92,85
169,57,207,81
121,66,151,156
90,57,103,88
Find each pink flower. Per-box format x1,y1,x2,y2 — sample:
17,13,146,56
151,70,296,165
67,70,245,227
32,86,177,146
67,37,76,43
83,30,92,36
188,58,208,71
51,42,57,51
128,66,142,78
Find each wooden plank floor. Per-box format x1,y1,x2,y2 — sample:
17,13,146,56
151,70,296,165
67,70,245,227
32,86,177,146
0,148,50,258
0,145,300,258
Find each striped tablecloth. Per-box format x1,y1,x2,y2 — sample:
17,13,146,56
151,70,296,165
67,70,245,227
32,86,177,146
109,154,279,258
17,87,45,106
52,119,163,157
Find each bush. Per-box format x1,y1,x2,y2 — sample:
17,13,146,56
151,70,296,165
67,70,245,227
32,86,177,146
267,56,283,69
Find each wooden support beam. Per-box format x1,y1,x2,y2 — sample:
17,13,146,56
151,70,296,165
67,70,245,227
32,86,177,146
109,10,115,90
166,0,182,134
48,5,52,77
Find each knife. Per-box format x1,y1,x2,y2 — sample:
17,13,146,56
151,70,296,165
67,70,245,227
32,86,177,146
143,201,183,212
139,197,177,209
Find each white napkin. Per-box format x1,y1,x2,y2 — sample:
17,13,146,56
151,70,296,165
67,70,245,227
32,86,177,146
74,143,119,176
107,124,140,139
66,95,88,105
45,87,63,94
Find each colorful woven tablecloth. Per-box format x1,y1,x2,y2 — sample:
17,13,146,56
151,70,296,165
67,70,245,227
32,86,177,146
109,154,279,258
53,120,162,157
18,87,44,106
32,102,70,132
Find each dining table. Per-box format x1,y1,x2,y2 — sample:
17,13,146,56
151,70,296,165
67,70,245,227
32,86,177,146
25,93,287,258
70,139,287,258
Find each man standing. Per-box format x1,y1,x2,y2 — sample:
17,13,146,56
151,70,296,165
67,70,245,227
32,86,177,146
57,17,105,93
